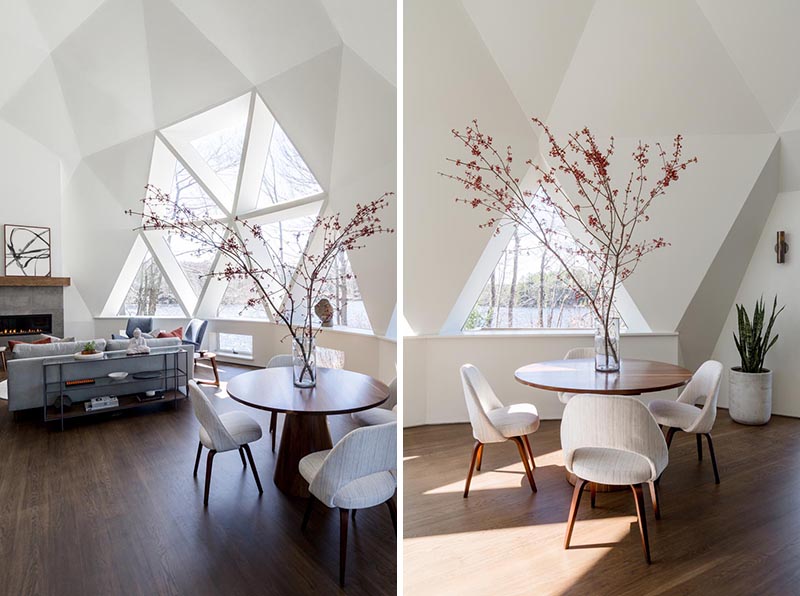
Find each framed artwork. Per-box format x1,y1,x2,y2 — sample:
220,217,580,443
4,224,51,277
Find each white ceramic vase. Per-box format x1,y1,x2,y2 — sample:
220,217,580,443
728,368,772,425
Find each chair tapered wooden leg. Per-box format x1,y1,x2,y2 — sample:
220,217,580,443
665,427,678,448
386,498,397,532
203,450,216,506
649,481,661,520
476,442,484,471
631,484,651,564
705,433,720,484
512,436,536,492
339,508,349,587
238,446,247,468
242,444,263,494
565,478,589,549
351,509,357,520
193,442,202,478
270,412,277,452
590,483,597,508
523,434,536,469
696,434,703,461
302,495,316,530
464,440,482,498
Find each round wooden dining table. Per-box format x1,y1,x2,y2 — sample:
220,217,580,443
514,358,693,491
514,358,693,396
226,367,390,497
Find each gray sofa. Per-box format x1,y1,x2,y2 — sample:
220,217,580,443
7,337,194,412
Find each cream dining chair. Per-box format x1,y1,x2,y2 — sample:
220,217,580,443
648,360,724,484
299,421,397,587
558,347,596,404
352,378,397,426
188,381,264,506
561,394,668,563
460,364,540,498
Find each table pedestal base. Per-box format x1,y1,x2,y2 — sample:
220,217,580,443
566,470,627,493
275,413,333,497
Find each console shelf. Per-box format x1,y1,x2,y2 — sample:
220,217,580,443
44,391,185,421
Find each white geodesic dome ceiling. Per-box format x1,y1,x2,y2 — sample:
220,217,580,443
0,0,396,336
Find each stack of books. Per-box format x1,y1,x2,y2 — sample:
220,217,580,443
84,396,119,412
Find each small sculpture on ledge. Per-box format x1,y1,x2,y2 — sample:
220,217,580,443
315,298,334,328
127,328,151,355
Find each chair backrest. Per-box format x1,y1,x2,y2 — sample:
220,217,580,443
184,319,208,347
677,360,724,434
188,380,238,452
126,317,153,338
382,378,397,410
561,394,668,481
460,364,506,443
558,347,596,402
267,354,293,368
310,421,397,507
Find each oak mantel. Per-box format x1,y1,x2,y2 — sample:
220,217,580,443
0,277,71,287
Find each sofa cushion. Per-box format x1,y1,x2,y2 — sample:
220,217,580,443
105,337,182,352
12,339,107,360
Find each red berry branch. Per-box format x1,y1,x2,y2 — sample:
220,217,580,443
127,185,394,383
441,118,697,366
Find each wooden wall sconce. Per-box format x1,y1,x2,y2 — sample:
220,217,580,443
775,231,789,264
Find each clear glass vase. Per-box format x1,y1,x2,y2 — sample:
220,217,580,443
292,335,316,388
595,317,620,372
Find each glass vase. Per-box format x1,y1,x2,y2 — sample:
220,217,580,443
292,335,317,388
595,317,620,373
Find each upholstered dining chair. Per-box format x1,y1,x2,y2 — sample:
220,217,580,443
460,364,540,498
299,421,397,587
266,354,294,452
647,360,724,484
559,347,596,404
188,381,264,506
352,378,397,426
182,318,208,351
561,394,668,563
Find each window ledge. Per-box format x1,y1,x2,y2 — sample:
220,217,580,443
407,330,678,340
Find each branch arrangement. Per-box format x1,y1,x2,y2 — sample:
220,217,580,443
441,118,697,366
127,185,393,382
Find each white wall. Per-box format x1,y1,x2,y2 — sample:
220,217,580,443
404,333,679,427
93,317,396,384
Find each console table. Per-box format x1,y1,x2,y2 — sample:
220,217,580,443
43,348,190,431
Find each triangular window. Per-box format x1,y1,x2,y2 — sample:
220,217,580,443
117,250,185,317
258,123,322,208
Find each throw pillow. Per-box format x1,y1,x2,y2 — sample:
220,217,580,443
8,337,52,352
158,327,183,339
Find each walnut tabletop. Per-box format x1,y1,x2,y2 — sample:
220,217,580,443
226,367,390,497
514,358,692,396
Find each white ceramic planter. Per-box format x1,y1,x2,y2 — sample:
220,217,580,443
729,368,772,425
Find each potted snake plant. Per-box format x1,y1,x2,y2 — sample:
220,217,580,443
730,296,784,425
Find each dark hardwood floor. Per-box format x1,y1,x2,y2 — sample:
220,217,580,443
405,414,800,595
0,361,396,596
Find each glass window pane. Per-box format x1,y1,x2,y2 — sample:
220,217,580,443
117,253,184,317
164,232,215,297
190,121,246,194
217,276,268,320
257,124,322,208
218,333,253,356
320,251,372,331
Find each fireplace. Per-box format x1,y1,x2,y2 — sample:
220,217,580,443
0,314,53,337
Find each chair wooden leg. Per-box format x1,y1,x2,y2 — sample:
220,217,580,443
193,442,202,478
648,481,661,520
302,495,316,530
464,440,482,498
238,446,247,468
590,482,597,508
705,433,720,484
665,427,678,448
565,478,589,549
476,442,484,471
631,483,651,564
386,498,397,533
270,412,277,452
523,434,536,469
512,436,537,492
243,444,263,494
696,434,703,461
203,450,216,506
339,508,349,587
351,509,357,520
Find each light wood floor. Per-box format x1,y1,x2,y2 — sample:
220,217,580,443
0,361,396,595
404,414,800,596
